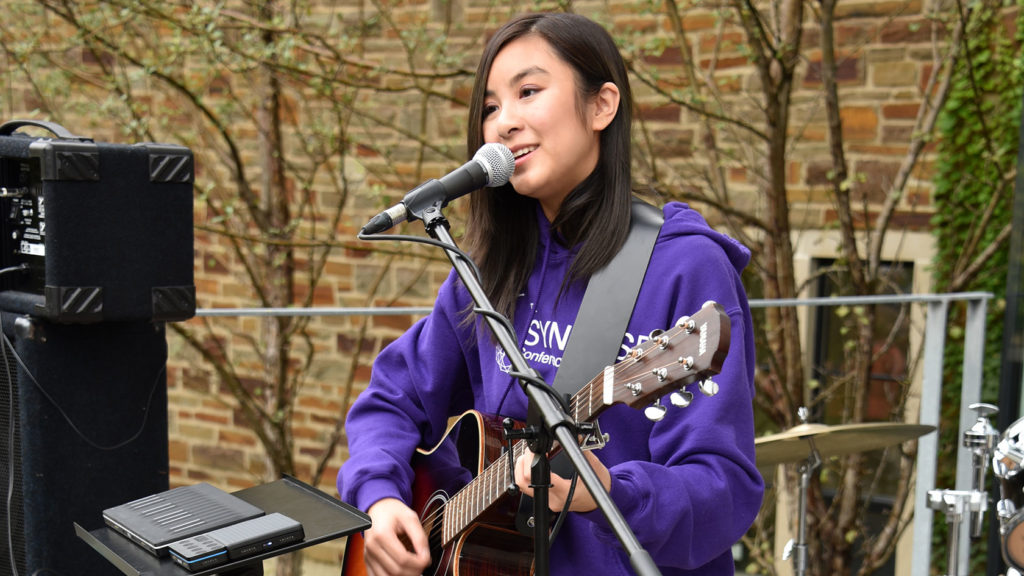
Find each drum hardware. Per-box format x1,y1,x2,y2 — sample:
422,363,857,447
964,403,999,538
927,490,987,576
777,407,819,576
993,408,1024,572
755,408,936,576
925,403,997,576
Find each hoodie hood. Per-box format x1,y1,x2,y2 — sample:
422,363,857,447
660,201,751,273
533,200,750,274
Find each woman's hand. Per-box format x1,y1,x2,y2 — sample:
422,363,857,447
514,449,611,513
362,498,431,576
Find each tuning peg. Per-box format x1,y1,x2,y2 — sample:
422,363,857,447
670,389,693,408
644,400,668,422
698,378,719,397
675,315,696,333
647,329,672,350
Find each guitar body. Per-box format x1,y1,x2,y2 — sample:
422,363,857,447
342,411,535,576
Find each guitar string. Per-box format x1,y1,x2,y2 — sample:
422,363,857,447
416,322,705,543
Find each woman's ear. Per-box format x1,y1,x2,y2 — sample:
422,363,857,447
591,82,621,132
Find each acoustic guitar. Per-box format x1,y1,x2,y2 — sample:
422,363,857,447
342,300,730,576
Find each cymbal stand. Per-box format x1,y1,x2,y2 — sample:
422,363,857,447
783,407,821,576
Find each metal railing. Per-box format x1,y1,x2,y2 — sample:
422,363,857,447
745,292,994,576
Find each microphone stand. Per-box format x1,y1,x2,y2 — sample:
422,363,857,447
412,202,661,576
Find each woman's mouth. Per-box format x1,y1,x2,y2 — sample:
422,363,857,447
513,146,537,163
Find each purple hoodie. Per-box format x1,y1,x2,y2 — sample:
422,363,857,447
338,201,764,574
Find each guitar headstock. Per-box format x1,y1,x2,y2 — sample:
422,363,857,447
600,301,730,420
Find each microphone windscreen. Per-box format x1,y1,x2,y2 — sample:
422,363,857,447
474,143,515,187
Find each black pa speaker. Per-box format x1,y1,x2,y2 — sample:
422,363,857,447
0,315,171,575
0,120,191,574
0,119,195,323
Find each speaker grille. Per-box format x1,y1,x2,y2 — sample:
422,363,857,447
0,338,26,575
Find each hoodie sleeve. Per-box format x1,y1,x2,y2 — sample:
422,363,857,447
337,271,478,511
578,228,764,571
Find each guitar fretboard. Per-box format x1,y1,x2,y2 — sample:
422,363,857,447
440,376,607,544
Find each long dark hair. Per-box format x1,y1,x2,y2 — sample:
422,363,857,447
465,12,634,321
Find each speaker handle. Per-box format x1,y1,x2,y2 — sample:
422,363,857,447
0,119,92,141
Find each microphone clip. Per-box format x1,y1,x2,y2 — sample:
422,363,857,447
361,179,449,235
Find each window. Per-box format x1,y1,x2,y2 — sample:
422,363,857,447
811,258,914,425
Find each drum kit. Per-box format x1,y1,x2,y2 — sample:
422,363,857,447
756,404,1024,576
993,411,1024,574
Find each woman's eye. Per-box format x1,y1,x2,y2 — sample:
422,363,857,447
521,87,538,98
482,104,499,118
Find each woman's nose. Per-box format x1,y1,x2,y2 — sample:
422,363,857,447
495,106,520,139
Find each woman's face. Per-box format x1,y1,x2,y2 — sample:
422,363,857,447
482,35,604,221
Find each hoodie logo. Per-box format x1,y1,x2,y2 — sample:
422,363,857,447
524,319,572,350
495,343,565,370
495,347,512,374
498,317,690,372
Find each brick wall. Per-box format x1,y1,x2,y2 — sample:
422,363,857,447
178,0,991,456
0,0,997,570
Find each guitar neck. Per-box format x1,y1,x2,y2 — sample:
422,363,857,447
439,379,605,545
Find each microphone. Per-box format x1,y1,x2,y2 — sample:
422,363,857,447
361,143,515,234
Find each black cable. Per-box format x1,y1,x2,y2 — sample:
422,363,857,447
549,472,577,544
0,264,29,277
0,264,29,576
509,370,572,414
471,307,518,345
361,230,548,412
3,318,18,576
1,328,167,451
358,232,484,284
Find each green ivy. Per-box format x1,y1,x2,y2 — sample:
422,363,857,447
931,2,1024,573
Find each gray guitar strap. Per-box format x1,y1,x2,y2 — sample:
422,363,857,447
515,199,664,532
551,198,664,399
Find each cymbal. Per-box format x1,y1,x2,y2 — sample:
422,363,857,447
755,422,936,466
